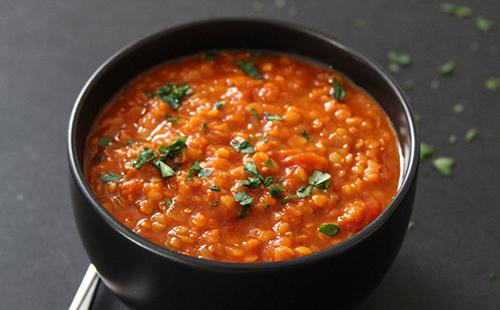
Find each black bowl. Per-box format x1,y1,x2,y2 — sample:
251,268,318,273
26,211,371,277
68,19,419,310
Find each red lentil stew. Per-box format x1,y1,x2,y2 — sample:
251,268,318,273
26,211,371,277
85,51,400,262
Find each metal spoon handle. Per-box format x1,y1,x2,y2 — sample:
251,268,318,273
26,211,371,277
69,264,99,310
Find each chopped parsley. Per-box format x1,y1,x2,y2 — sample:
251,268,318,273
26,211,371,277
133,148,156,169
269,185,284,199
464,128,478,143
263,159,274,168
403,80,414,91
209,185,221,192
158,137,187,161
330,77,346,101
164,199,172,207
387,51,412,73
205,51,217,61
439,60,456,75
230,137,256,154
250,108,260,120
214,99,226,110
239,177,262,188
441,3,472,19
98,137,111,147
318,223,340,237
99,172,122,183
188,161,202,179
302,130,311,141
432,157,455,176
282,170,331,203
153,160,176,178
165,114,179,123
235,60,262,79
476,16,493,32
211,201,219,206
198,168,213,177
407,220,415,232
156,83,193,110
484,78,500,91
202,122,209,134
145,91,155,99
264,112,283,121
234,191,253,218
420,143,434,160
453,103,464,113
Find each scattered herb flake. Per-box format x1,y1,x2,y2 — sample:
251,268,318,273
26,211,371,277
234,191,253,218
448,135,457,144
211,201,219,206
94,155,103,163
263,159,274,168
388,51,412,66
188,161,202,179
415,114,422,124
210,185,221,192
165,114,179,123
330,77,346,101
99,137,111,148
99,172,122,183
156,83,193,110
198,168,214,178
464,128,478,143
441,3,472,19
475,16,492,32
230,137,256,154
235,60,262,79
388,62,400,73
250,108,260,120
420,143,434,160
145,91,155,99
239,177,262,188
407,220,415,232
154,160,176,178
249,49,263,58
453,103,464,113
302,130,311,141
269,185,284,199
432,157,455,176
439,60,456,75
164,199,172,207
484,78,500,91
319,223,340,237
157,137,187,161
202,122,209,134
214,99,226,110
403,80,414,91
133,148,156,170
308,170,331,190
264,112,283,121
205,51,217,61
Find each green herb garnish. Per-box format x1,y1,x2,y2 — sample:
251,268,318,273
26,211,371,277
239,177,262,188
230,137,256,154
156,83,193,110
387,51,412,66
476,16,493,32
99,172,122,183
282,170,331,203
158,137,187,161
407,220,415,232
330,77,346,101
154,160,176,178
202,122,209,134
403,80,414,91
250,108,260,120
269,185,284,199
99,137,111,148
432,157,455,176
133,148,156,169
464,128,478,143
165,114,179,123
420,143,434,160
302,130,311,141
264,112,283,121
214,99,226,110
205,51,217,61
210,185,221,192
211,201,219,206
188,161,202,179
263,159,274,168
453,103,464,113
165,199,172,207
441,3,472,19
484,78,500,91
234,191,253,218
439,60,456,75
198,168,213,177
319,223,340,237
145,91,155,99
235,60,262,79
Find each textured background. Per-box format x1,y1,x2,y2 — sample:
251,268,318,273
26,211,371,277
0,0,499,309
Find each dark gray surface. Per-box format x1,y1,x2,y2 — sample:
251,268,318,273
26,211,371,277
0,0,498,309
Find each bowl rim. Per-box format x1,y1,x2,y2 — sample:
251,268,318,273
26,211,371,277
68,18,419,272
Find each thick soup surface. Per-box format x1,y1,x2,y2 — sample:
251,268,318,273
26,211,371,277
85,51,400,262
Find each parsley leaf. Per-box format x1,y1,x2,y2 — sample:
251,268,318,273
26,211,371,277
476,16,493,32
453,103,464,113
230,137,256,154
205,51,217,61
158,137,187,161
302,130,311,141
441,3,472,19
133,148,156,169
202,123,209,134
263,159,274,168
235,60,262,79
330,77,346,101
98,137,111,147
439,60,456,75
269,185,284,199
145,91,155,99
210,185,221,192
165,114,179,123
164,199,172,207
239,177,262,188
99,172,122,183
387,51,412,66
264,112,283,121
214,99,226,110
188,161,202,179
153,160,176,178
432,157,455,176
464,128,478,143
234,191,253,218
198,168,213,177
420,143,434,160
244,161,262,179
156,83,193,110
319,223,340,236
250,108,260,120
308,171,331,190
484,78,500,91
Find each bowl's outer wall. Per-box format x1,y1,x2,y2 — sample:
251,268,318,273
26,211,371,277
69,20,418,310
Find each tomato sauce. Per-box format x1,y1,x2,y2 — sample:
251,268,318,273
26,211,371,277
85,51,400,262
